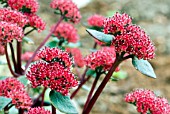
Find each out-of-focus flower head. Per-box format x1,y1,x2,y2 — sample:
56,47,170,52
38,47,72,68
50,0,81,23
125,89,170,114
0,78,32,109
7,0,39,13
0,21,23,44
103,13,155,60
88,14,105,28
21,52,39,62
66,48,85,68
0,8,29,27
51,22,79,43
0,44,5,55
28,107,51,114
27,61,78,95
84,47,116,71
25,13,46,32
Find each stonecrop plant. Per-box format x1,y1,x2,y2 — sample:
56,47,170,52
0,0,169,114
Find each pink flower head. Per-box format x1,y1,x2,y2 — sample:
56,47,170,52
38,47,72,68
7,0,39,13
50,0,81,23
88,14,106,28
27,61,78,95
21,52,39,62
112,25,155,60
25,13,46,32
0,21,24,44
0,8,28,27
51,22,79,43
0,44,5,55
28,107,51,114
84,47,116,71
0,78,32,109
103,13,132,34
66,48,85,68
125,89,170,114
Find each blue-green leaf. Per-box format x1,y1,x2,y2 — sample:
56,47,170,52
64,42,81,48
86,29,114,45
0,96,12,111
132,57,156,78
86,69,96,78
49,90,78,114
0,76,8,80
17,76,28,86
23,37,34,45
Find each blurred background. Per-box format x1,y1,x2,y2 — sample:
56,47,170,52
1,0,170,114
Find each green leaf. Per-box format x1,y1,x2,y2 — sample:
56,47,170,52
86,69,96,78
46,39,59,48
132,57,156,78
63,42,81,48
86,29,114,45
23,37,34,45
17,76,28,86
112,71,128,80
0,96,12,111
49,90,78,114
0,76,8,80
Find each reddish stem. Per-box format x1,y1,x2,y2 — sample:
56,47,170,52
5,45,20,77
70,76,91,99
82,55,122,114
81,67,88,82
41,87,47,107
9,43,19,73
17,41,22,74
83,72,100,110
51,104,56,114
25,16,64,70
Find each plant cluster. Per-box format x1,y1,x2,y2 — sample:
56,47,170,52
0,0,169,114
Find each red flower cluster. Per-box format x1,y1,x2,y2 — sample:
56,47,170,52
84,47,116,71
27,47,78,95
0,21,23,44
7,0,39,13
0,44,5,55
38,47,72,67
28,107,51,114
103,13,132,34
21,52,39,62
0,8,28,27
88,14,105,28
50,0,81,23
25,13,46,32
125,89,170,114
0,78,32,109
66,48,85,68
51,22,79,43
103,13,155,60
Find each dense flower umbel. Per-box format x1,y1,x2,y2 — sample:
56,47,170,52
103,13,132,34
51,22,79,43
7,0,39,13
0,78,32,109
0,8,28,27
27,107,51,114
21,52,39,62
88,14,106,28
25,13,46,32
38,47,72,68
125,89,170,114
27,61,78,95
0,21,23,44
103,13,155,60
50,0,81,23
66,48,85,68
84,47,116,71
